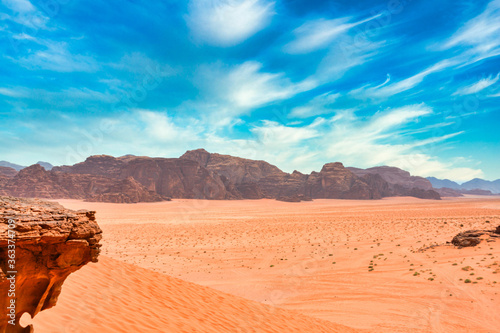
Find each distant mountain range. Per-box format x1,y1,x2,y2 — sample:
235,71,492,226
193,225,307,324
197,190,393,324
1,152,498,202
427,177,500,194
0,161,53,171
0,161,25,171
0,149,441,203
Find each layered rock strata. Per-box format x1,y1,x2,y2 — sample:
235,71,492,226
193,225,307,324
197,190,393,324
0,196,102,332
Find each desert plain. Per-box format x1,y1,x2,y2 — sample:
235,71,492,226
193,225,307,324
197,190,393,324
32,196,500,333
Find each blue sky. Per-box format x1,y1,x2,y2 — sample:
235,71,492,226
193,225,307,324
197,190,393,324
1,0,499,182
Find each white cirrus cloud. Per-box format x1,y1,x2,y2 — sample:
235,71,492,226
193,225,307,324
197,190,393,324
453,73,500,96
349,60,454,99
14,40,98,72
2,0,34,13
1,0,49,29
289,91,341,118
251,118,322,146
185,0,275,46
197,61,317,113
0,87,26,97
284,14,380,54
320,104,482,181
442,0,500,65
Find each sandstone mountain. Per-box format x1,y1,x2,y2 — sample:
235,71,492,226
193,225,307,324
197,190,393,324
85,177,168,203
181,149,437,200
54,155,236,200
0,164,114,200
0,150,443,202
0,166,17,178
348,166,440,199
434,187,463,197
0,196,102,332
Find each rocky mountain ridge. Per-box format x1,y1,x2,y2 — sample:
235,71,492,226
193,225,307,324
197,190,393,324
0,149,442,202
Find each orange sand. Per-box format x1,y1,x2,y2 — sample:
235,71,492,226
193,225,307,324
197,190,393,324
33,256,356,333
35,196,500,332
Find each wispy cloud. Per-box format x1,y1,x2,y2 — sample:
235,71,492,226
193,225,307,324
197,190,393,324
0,87,25,97
453,73,500,95
284,13,389,84
2,0,34,13
442,0,500,65
1,0,49,29
289,91,342,118
319,104,482,181
251,119,322,145
284,14,380,54
0,86,117,107
14,40,98,72
350,60,453,99
185,0,275,46
197,61,317,113
137,110,202,142
443,0,500,50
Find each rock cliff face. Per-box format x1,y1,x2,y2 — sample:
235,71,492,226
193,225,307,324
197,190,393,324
0,167,17,178
53,155,125,179
180,149,284,184
1,165,113,200
85,177,167,203
348,166,440,200
0,150,442,202
120,157,233,200
348,166,433,190
0,196,102,332
304,163,378,199
181,151,388,200
434,187,463,197
51,155,235,200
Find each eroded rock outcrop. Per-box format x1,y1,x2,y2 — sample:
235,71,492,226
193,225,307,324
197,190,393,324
0,196,102,332
0,168,17,179
51,155,237,200
451,227,500,248
305,163,378,199
435,187,464,197
348,166,441,200
1,164,114,200
181,150,386,200
0,150,443,202
85,177,167,203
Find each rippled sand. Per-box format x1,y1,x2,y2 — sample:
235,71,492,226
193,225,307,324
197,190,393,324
35,196,500,332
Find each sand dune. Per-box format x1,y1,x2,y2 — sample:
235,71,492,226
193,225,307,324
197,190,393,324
33,256,357,333
38,196,500,332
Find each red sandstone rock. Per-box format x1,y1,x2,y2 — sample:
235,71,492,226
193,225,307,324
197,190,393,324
348,166,441,200
0,167,17,178
1,165,113,200
181,150,386,200
0,196,102,332
0,150,443,202
85,177,166,203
